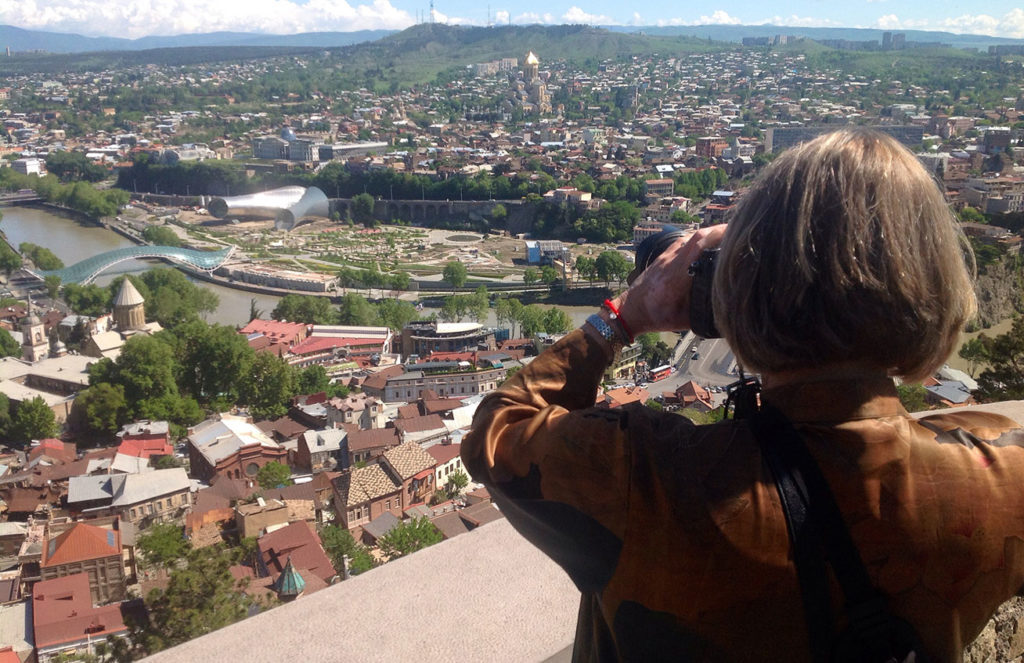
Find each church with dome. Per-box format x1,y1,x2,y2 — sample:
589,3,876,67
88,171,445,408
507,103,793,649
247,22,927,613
511,51,552,115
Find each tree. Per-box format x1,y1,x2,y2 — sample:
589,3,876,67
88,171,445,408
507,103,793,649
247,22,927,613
959,337,989,378
18,243,63,270
137,522,190,568
297,365,330,395
271,294,336,325
976,317,1024,401
490,203,507,223
517,305,546,338
248,298,264,322
242,352,297,420
439,295,468,322
575,256,596,286
0,328,18,358
540,265,559,286
495,297,523,336
443,260,468,289
896,383,929,413
541,307,572,334
352,193,375,225
0,241,21,276
445,469,469,497
375,298,418,331
134,544,251,655
523,267,538,287
319,525,376,576
595,251,630,286
10,396,58,445
72,383,129,438
64,282,111,316
256,461,293,489
43,275,61,300
377,517,443,561
337,293,378,326
637,332,671,367
468,285,490,322
0,393,11,441
142,225,183,247
172,321,254,409
110,270,217,329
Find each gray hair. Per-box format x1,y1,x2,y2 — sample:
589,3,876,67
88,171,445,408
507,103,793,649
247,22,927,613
712,128,976,381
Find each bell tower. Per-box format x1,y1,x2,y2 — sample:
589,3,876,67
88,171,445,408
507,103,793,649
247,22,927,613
20,301,48,363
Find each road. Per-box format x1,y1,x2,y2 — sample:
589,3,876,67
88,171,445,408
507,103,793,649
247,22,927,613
618,335,741,406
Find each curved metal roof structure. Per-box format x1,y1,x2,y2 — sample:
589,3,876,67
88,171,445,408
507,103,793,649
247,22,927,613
34,245,234,285
207,186,330,231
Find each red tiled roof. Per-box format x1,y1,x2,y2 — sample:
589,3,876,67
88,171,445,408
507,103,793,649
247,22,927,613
426,443,461,465
29,440,76,464
41,523,121,567
393,414,446,435
116,438,173,459
258,521,336,583
347,428,400,453
32,573,128,649
289,336,383,356
239,319,307,342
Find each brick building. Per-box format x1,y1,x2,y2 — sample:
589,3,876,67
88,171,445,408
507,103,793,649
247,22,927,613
187,414,288,482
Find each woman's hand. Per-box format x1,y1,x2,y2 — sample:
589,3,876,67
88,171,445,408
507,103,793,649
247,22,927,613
611,224,727,335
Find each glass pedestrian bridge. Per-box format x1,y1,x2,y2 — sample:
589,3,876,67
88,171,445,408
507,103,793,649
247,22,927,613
33,245,235,285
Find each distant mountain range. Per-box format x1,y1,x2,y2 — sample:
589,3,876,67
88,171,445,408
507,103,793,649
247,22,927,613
1,22,1022,57
0,25,397,54
604,25,1024,51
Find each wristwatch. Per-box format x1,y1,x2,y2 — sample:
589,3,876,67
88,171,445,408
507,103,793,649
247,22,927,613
586,313,625,347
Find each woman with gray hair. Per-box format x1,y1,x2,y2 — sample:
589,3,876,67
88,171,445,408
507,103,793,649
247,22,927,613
463,128,1024,661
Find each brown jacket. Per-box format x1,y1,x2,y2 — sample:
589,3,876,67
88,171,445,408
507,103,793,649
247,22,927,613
462,329,1024,662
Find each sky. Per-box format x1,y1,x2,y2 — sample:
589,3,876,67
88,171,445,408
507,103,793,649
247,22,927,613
3,0,1024,40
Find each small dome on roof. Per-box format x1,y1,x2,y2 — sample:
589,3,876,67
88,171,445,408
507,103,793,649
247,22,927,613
525,52,539,65
280,127,298,142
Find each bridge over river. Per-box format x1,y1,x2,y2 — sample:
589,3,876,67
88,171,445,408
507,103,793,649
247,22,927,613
30,245,234,285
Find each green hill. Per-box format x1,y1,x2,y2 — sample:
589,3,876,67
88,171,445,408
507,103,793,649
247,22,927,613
336,23,724,84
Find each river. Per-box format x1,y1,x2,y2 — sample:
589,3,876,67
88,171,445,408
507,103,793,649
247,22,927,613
0,206,283,325
0,206,599,329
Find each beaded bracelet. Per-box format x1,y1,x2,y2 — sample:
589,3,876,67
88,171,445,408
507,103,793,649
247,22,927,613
602,299,635,344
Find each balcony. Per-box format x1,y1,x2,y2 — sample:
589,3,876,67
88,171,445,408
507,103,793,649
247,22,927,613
145,401,1024,663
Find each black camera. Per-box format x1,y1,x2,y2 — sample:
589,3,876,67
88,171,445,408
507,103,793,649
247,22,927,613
628,225,721,339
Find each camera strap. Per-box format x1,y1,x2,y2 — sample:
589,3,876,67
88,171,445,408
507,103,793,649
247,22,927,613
749,405,923,663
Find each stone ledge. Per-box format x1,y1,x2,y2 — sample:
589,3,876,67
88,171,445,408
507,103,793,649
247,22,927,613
146,400,1024,662
144,518,580,663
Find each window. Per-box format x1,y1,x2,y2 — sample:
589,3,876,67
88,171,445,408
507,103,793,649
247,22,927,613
156,500,162,510
245,462,260,476
130,508,137,518
385,499,391,510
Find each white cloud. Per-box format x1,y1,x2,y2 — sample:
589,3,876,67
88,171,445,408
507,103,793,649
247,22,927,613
938,9,1024,38
513,11,556,24
873,13,903,30
761,15,842,28
654,10,742,27
494,10,510,25
0,0,417,38
869,8,1024,38
562,6,617,25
